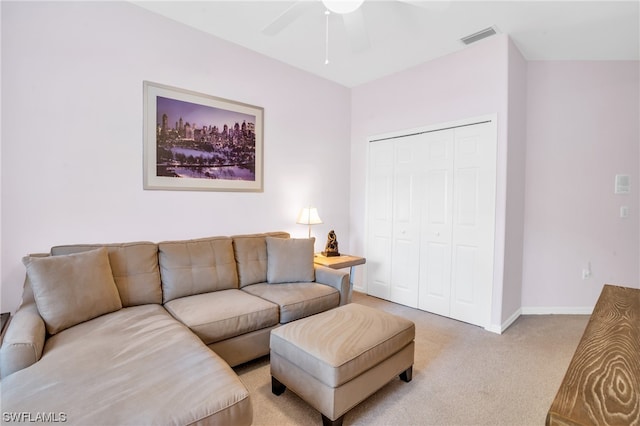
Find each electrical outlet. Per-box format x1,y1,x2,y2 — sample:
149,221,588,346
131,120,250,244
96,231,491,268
582,262,592,280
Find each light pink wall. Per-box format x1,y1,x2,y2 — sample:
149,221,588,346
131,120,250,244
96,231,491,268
1,2,351,312
350,35,511,330
522,61,640,310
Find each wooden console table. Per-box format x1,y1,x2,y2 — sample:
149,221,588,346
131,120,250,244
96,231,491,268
314,254,365,303
546,284,640,426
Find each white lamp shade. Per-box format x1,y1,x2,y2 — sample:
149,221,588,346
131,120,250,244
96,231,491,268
296,207,323,225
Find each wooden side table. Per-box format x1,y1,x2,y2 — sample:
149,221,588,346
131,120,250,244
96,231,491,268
314,254,366,303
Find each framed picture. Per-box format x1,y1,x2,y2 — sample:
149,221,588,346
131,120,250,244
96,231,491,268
143,81,263,192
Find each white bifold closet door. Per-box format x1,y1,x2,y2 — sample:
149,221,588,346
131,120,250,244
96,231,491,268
367,120,496,327
367,137,422,308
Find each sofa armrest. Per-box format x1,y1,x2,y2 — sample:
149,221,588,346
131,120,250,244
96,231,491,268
0,302,46,378
314,265,351,306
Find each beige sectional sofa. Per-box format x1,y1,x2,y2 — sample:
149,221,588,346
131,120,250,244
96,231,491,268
0,232,350,425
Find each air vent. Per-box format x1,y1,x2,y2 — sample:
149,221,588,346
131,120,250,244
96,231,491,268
460,26,499,45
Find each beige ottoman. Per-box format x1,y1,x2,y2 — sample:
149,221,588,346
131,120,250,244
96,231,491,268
270,303,415,426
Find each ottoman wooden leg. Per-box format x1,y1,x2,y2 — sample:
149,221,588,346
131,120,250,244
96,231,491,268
271,376,286,396
399,365,413,382
322,413,345,426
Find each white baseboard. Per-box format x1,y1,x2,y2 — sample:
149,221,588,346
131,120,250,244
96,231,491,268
485,308,522,334
521,306,593,315
485,324,504,334
485,306,592,334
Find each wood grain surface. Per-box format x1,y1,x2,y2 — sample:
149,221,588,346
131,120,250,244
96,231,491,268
547,284,640,426
313,254,366,270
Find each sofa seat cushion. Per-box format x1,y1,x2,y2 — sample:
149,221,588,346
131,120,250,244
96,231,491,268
0,304,252,426
164,289,279,345
242,282,340,323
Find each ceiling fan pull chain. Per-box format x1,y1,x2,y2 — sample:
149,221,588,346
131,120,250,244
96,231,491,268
324,9,330,65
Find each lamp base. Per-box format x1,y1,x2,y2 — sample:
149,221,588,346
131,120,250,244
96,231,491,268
322,251,341,257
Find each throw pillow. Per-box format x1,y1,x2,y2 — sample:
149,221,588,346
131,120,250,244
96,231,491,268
23,247,122,335
266,236,315,284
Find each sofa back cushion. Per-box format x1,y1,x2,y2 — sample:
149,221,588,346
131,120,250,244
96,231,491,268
158,236,238,303
232,232,289,288
23,247,122,335
51,242,162,307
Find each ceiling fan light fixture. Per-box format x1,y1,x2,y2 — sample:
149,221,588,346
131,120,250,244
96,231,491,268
321,0,364,14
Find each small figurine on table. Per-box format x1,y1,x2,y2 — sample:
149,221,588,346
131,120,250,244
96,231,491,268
322,230,340,257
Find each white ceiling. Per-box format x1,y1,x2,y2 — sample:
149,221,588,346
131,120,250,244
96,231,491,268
133,0,640,87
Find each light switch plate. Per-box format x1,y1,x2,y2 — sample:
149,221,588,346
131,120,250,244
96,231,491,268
615,174,630,194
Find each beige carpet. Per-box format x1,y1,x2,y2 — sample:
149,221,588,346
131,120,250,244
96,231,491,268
234,292,589,426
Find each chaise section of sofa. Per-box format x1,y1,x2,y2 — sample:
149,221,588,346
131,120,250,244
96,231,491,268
1,242,164,377
0,242,253,425
1,304,252,425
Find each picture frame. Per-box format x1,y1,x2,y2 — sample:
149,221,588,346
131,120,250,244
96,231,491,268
143,81,264,192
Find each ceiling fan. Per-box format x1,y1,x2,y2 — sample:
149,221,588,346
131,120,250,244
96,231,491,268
262,0,450,59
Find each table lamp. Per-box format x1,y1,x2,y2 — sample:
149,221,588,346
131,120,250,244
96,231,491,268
296,207,322,238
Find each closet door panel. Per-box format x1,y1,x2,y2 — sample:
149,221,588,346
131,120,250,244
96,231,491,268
455,169,480,227
390,237,419,307
390,138,422,308
450,244,479,323
419,241,451,314
367,141,394,300
418,131,454,313
450,123,496,327
368,235,392,299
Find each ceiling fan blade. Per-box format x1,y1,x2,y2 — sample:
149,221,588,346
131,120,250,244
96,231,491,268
342,8,370,53
262,1,315,36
